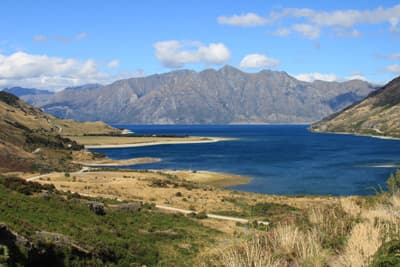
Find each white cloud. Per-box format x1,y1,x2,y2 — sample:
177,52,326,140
292,24,320,39
0,51,143,90
386,64,400,73
334,28,361,38
220,4,400,38
274,28,291,36
75,32,88,41
34,35,47,42
239,53,279,69
346,74,367,81
275,5,400,29
153,40,231,68
107,60,120,68
294,72,338,82
217,13,268,27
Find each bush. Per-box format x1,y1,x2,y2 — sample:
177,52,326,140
387,170,400,194
0,176,55,195
371,240,400,267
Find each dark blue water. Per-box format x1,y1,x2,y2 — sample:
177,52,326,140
90,125,400,196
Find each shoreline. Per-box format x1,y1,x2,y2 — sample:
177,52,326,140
84,137,236,149
310,128,400,141
73,157,161,167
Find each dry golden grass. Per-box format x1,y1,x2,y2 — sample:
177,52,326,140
336,221,383,267
340,197,361,217
218,224,327,267
220,235,282,267
163,170,251,187
334,193,400,267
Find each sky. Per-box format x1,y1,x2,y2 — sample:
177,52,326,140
1,0,400,90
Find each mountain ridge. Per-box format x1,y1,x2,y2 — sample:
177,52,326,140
10,65,379,124
310,75,400,138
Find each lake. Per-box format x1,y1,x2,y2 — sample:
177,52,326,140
90,125,400,196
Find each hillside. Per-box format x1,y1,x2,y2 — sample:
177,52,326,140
0,91,120,172
311,76,400,138
21,66,378,124
0,175,218,266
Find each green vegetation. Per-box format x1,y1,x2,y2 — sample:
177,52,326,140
0,91,20,107
217,197,300,223
0,175,219,266
371,240,400,267
387,169,400,194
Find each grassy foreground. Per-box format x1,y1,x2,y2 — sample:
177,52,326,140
0,175,219,266
2,170,400,266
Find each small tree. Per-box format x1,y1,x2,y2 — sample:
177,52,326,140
387,169,400,194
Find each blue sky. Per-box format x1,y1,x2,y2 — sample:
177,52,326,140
1,0,400,90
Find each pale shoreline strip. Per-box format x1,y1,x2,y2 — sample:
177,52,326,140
310,129,400,141
84,137,235,149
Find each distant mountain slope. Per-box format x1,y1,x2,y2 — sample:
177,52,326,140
0,91,120,172
310,76,400,138
64,83,103,91
3,87,53,96
26,66,378,124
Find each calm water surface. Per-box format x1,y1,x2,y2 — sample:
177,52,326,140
90,125,400,196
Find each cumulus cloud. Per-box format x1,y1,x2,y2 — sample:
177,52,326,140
153,40,231,68
33,35,47,42
294,72,338,82
334,28,361,38
107,60,120,68
219,4,400,38
385,64,400,73
217,13,268,27
274,28,291,36
292,24,320,39
0,51,143,90
239,53,279,69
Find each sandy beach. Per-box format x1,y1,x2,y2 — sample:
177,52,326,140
73,157,161,166
69,136,236,149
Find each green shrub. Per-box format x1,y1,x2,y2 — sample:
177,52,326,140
371,240,400,267
387,169,400,194
0,176,55,195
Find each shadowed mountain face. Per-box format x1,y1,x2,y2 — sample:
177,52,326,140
19,66,378,124
3,87,53,97
311,76,400,138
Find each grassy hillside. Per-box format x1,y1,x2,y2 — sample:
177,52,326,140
0,91,120,172
311,76,400,138
0,175,219,266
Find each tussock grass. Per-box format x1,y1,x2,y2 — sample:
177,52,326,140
336,221,383,267
220,235,282,267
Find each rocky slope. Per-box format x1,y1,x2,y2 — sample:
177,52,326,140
0,91,120,172
310,76,400,138
21,66,378,124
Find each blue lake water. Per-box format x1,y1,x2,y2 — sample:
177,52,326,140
90,125,400,196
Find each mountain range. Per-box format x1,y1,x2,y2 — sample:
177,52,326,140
3,66,379,124
311,75,400,138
